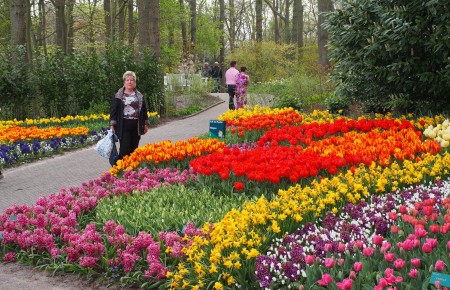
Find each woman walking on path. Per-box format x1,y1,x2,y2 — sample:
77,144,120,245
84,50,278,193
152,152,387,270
235,66,250,109
110,71,149,163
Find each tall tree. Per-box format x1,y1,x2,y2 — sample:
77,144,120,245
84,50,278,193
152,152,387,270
37,0,47,55
228,0,235,51
127,0,135,46
149,0,160,57
189,0,196,59
67,0,75,54
317,0,333,66
118,0,126,42
137,0,150,51
292,0,303,48
51,0,67,53
104,0,111,45
10,0,27,63
219,0,225,91
255,0,263,42
179,0,188,57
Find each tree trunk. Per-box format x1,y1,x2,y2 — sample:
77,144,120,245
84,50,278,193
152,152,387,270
25,0,32,61
137,0,150,52
189,0,196,60
104,0,111,46
118,0,126,43
219,0,225,92
128,0,135,47
292,0,303,48
53,0,67,53
228,0,235,52
149,0,160,57
318,0,333,66
38,0,47,55
255,0,263,42
273,0,280,44
9,0,26,63
67,0,75,54
179,0,188,58
284,0,290,43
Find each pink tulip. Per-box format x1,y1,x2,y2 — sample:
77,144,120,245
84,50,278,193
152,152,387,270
338,243,346,253
409,268,418,279
338,258,345,266
422,242,433,253
355,240,363,250
384,252,395,262
336,278,353,290
426,238,438,248
305,255,315,265
353,262,363,272
415,226,428,238
349,270,357,280
382,241,392,251
399,205,407,214
411,258,421,268
363,247,375,257
402,239,414,251
448,240,450,250
435,260,446,272
394,258,405,269
317,273,333,286
325,258,335,268
324,243,332,252
373,235,383,246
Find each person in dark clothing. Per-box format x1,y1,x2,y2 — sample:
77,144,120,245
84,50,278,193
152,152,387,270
110,71,149,164
210,62,222,93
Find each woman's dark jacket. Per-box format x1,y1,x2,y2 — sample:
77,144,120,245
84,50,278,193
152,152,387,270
110,87,149,140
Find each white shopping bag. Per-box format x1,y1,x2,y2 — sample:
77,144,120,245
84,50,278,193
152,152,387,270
95,130,115,158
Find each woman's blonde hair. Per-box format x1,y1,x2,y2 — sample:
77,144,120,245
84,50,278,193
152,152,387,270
123,71,136,81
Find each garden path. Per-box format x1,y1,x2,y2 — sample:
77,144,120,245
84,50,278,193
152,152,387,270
0,93,228,290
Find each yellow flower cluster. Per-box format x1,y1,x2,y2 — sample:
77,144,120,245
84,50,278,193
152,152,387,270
423,119,450,148
218,105,300,123
109,137,224,175
168,151,450,288
0,112,159,128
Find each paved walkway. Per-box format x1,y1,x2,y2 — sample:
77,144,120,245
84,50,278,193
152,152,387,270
0,93,229,290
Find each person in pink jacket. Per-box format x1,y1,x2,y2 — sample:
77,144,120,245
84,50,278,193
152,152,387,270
225,60,239,110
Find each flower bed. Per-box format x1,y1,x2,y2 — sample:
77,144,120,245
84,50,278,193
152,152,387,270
0,109,449,290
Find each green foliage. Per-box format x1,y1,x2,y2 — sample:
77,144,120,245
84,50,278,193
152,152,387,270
227,41,298,83
324,93,351,113
95,184,246,236
324,0,450,114
249,74,334,111
0,45,164,120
